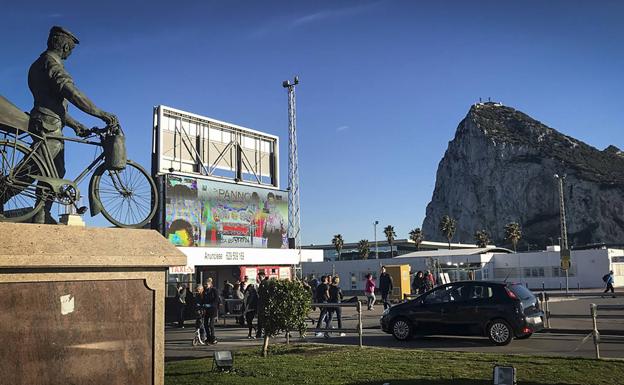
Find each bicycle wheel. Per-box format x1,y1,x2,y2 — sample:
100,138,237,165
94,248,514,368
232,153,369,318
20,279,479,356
90,160,158,228
0,140,49,222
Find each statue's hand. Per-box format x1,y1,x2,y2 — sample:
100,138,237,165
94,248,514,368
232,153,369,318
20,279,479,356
74,123,91,138
100,112,118,126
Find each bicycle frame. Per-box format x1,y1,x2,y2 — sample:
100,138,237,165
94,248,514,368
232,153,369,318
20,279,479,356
3,127,106,211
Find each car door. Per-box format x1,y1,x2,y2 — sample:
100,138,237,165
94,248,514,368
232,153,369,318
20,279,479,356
413,285,454,334
439,283,476,335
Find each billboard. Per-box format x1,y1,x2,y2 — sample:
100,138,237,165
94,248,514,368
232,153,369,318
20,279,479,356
165,174,288,249
152,105,278,187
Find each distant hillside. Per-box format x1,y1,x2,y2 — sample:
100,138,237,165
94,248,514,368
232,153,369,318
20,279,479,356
422,103,624,248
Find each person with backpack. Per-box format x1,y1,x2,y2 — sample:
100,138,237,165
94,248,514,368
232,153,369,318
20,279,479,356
327,276,346,337
603,271,615,296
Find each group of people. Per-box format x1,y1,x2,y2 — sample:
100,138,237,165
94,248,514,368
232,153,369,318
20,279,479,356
362,266,395,311
411,270,436,295
175,271,270,345
309,274,346,337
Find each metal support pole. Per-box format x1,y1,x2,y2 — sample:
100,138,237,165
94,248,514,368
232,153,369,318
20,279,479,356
357,300,363,348
374,220,379,259
544,293,551,328
590,303,600,359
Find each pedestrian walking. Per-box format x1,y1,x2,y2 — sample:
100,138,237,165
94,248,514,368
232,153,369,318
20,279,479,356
255,271,268,339
379,266,394,310
200,278,220,344
192,285,206,345
175,283,188,328
233,282,245,325
222,280,234,314
412,271,425,295
327,276,346,337
315,276,331,336
365,273,376,310
603,270,615,296
243,282,258,339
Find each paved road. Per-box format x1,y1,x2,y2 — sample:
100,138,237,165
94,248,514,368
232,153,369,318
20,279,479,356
166,295,624,361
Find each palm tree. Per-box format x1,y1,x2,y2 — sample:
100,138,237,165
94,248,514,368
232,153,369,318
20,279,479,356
474,229,490,248
383,225,396,257
504,222,522,252
357,239,370,260
408,228,424,251
440,215,457,250
332,234,344,261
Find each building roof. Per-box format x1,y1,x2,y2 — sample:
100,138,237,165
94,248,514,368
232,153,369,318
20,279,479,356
303,239,485,250
394,247,513,259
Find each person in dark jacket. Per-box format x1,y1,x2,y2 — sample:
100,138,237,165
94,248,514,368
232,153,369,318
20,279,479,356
200,278,220,344
175,284,188,328
379,266,394,310
315,275,331,336
327,276,346,336
243,282,258,339
411,271,424,295
255,271,268,338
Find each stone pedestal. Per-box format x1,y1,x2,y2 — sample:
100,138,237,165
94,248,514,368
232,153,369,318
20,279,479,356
0,223,186,385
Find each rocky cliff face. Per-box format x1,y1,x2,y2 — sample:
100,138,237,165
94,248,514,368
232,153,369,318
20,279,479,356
422,103,624,249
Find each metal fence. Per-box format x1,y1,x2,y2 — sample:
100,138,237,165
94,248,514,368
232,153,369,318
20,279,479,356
590,303,624,359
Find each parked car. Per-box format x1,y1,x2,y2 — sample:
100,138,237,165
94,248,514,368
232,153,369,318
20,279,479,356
380,281,544,345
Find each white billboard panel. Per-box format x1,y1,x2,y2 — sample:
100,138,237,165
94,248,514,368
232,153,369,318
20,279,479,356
152,105,279,188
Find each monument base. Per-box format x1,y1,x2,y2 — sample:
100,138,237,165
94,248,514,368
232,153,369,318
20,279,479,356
0,222,185,385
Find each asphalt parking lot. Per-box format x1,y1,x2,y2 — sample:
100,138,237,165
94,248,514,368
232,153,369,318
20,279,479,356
165,294,624,361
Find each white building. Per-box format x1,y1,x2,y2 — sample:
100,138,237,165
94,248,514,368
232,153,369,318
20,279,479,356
301,246,624,292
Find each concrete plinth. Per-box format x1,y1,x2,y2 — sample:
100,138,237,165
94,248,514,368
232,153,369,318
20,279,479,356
0,222,186,385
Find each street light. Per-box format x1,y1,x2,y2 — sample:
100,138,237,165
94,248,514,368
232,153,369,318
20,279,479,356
374,220,379,259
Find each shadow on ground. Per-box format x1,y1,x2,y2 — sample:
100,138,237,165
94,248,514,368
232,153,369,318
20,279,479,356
345,380,570,385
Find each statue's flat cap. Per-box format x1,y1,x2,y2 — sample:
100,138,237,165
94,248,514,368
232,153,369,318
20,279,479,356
49,26,79,44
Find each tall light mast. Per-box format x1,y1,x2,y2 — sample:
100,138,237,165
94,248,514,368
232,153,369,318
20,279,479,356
554,174,569,293
283,76,301,255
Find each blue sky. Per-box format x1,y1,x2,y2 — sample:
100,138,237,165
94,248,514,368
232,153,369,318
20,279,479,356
2,1,623,244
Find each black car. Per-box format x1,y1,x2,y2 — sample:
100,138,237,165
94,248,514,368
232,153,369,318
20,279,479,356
380,281,544,345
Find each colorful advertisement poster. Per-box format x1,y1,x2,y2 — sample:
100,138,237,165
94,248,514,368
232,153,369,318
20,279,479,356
165,175,288,249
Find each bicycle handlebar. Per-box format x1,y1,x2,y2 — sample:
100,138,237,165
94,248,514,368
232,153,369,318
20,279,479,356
87,123,123,138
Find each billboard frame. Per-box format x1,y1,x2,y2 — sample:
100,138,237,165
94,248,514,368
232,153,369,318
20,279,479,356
151,105,279,189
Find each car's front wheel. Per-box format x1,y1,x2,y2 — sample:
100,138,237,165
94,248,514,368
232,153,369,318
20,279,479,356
487,319,513,346
391,318,413,341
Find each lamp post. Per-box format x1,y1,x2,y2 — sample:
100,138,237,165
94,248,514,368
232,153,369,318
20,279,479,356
374,220,379,259
554,174,569,294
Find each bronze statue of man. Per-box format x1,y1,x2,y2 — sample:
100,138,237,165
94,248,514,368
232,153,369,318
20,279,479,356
28,26,117,224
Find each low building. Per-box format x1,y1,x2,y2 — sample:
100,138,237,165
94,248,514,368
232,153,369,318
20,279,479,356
301,245,624,292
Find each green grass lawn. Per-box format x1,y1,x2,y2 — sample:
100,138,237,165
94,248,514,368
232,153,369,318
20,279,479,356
165,344,622,385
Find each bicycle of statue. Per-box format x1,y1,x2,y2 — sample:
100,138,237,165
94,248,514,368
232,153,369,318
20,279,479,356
0,122,158,228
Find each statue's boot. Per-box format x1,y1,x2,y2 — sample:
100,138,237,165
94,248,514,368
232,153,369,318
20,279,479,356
32,201,57,225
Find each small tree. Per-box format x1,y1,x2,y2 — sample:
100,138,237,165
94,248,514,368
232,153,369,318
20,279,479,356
332,234,344,261
474,229,490,248
258,279,311,357
408,228,424,251
504,222,522,252
440,215,457,250
357,239,370,260
384,225,396,257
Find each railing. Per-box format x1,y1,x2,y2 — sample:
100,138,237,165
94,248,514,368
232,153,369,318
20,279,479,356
308,301,363,348
538,292,624,329
590,303,624,359
221,299,245,325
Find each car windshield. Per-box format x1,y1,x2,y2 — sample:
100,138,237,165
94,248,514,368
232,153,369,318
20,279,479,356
509,284,534,300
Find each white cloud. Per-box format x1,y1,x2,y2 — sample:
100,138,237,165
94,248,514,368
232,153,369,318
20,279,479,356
289,2,382,29
336,125,349,132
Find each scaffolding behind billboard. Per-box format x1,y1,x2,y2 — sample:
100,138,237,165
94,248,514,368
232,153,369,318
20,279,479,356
152,105,279,188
